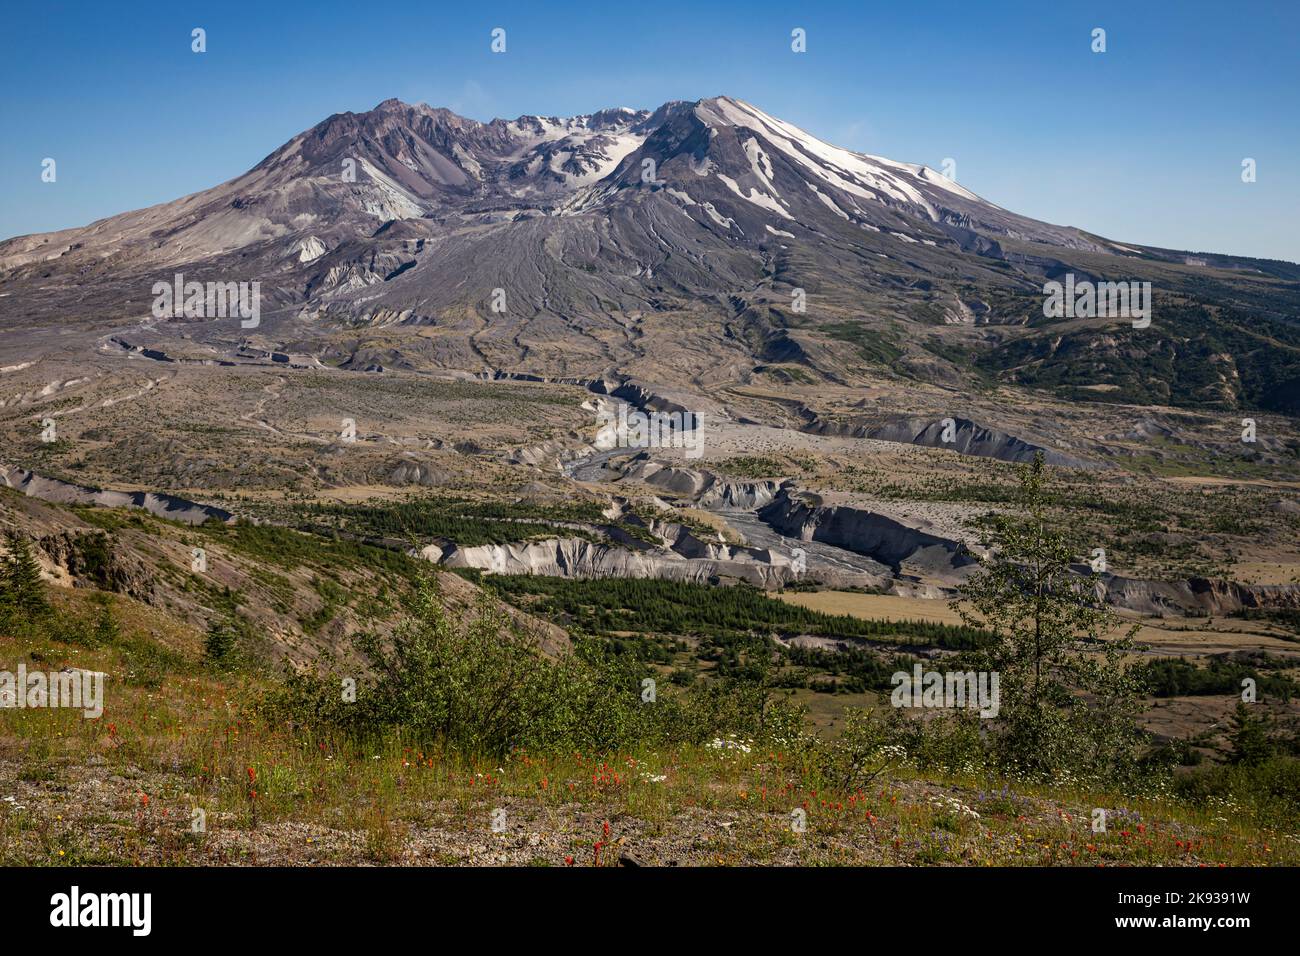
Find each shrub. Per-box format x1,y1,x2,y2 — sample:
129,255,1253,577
1172,756,1300,830
258,575,801,757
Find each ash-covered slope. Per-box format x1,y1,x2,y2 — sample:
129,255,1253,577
0,99,660,274
3,95,1298,412
0,95,1112,288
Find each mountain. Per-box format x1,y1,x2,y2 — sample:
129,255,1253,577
2,95,1299,412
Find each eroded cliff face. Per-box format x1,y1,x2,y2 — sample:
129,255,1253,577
757,489,980,581
1086,568,1300,616
433,535,800,587
0,463,234,526
620,457,789,509
804,415,1095,469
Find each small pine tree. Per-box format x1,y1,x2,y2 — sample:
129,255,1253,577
1226,702,1272,766
204,618,239,668
0,550,10,626
90,595,120,648
2,532,50,621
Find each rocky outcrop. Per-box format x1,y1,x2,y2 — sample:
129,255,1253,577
36,530,156,601
435,536,800,587
621,456,788,509
0,464,235,526
758,489,978,580
508,437,597,470
805,414,1094,468
700,480,787,510
1086,569,1300,616
382,456,453,487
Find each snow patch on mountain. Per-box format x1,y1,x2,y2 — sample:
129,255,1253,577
742,138,776,188
697,97,975,222
808,184,850,221
716,173,791,218
700,202,737,231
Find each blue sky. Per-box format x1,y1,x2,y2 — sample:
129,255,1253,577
2,0,1297,261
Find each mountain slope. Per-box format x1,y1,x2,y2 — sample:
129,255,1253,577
2,96,1298,413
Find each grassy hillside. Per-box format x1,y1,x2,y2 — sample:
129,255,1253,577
1,576,1296,866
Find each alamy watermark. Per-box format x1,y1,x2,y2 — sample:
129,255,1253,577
1043,274,1151,328
50,886,150,936
151,273,261,328
1,664,103,718
891,664,1000,718
595,402,705,459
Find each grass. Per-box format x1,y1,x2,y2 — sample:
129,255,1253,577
1,586,1296,866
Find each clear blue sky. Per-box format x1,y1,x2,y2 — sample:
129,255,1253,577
2,0,1297,261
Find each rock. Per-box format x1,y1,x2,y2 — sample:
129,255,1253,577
804,415,1095,468
0,463,235,525
758,488,979,580
1086,569,1300,616
438,535,798,587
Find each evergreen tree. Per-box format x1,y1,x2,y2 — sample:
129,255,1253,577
1226,702,1272,766
204,618,239,668
956,454,1148,784
90,594,120,648
2,531,50,621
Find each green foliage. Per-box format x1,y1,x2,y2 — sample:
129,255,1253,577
198,521,420,578
816,708,898,790
981,301,1300,414
88,593,120,648
1138,655,1296,701
819,322,904,364
66,531,116,590
1173,755,1300,830
1233,607,1300,636
886,708,987,777
39,592,189,687
779,643,918,693
293,495,607,547
713,456,792,480
258,576,804,758
0,531,50,627
1226,702,1273,766
955,454,1151,786
204,619,240,670
478,575,989,648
